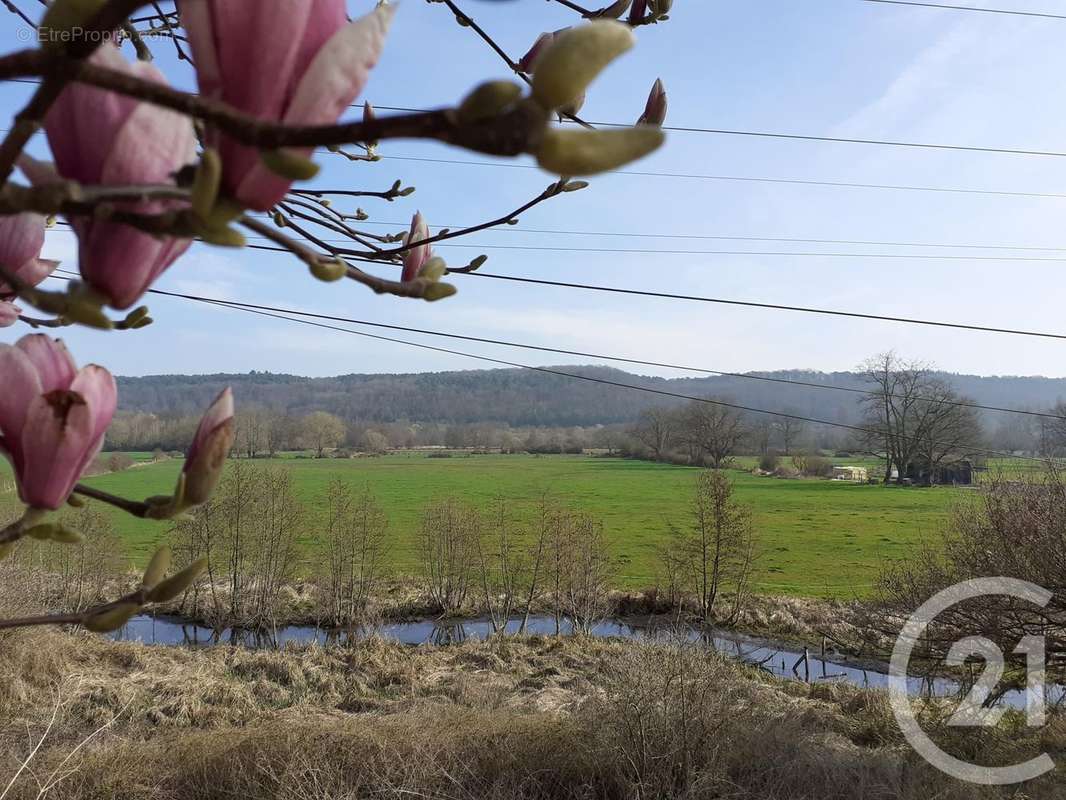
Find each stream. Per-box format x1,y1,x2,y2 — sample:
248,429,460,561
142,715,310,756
111,613,1051,709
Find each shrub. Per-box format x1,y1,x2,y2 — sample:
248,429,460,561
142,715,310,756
107,452,134,472
758,450,779,472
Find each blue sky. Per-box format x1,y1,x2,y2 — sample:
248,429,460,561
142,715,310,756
5,0,1066,379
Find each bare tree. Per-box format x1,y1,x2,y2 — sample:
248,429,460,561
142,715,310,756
300,411,347,458
665,470,757,623
676,400,747,468
419,497,480,615
631,407,675,461
556,510,614,635
773,414,806,456
473,496,527,634
319,479,387,629
859,352,983,484
170,462,302,628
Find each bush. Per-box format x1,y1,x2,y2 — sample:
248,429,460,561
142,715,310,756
792,452,833,478
758,450,779,472
426,452,453,459
107,452,134,472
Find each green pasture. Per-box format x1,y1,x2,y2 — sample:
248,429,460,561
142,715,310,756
4,452,969,598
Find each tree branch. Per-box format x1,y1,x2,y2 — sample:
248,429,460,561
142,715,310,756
0,48,549,156
72,483,152,518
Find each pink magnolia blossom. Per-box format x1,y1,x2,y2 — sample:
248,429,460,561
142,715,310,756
22,46,196,310
0,335,116,510
0,301,20,328
401,212,431,282
181,388,234,507
0,212,58,299
637,78,667,126
179,1,394,211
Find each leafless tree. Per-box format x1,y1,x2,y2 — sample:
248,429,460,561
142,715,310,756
555,510,614,635
665,470,757,624
773,414,806,456
473,496,527,634
419,497,480,615
859,352,984,484
170,462,302,628
318,479,387,629
631,407,675,461
676,400,747,468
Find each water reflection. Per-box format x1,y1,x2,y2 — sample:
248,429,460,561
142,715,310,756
110,613,1055,708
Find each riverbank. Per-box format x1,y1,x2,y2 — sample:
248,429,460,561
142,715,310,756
1,626,1058,799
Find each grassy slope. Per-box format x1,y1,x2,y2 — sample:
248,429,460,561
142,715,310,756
63,453,956,598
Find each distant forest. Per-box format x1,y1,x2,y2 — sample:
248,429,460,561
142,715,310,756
116,365,1066,431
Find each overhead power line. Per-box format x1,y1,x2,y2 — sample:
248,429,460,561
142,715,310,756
130,284,1066,423
227,240,1066,341
345,220,1066,253
138,288,1054,466
379,154,1066,201
863,0,1066,20
369,104,1066,159
39,271,1062,462
456,272,1066,341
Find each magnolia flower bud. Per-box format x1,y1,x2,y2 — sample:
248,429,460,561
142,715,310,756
178,388,234,509
142,545,172,590
423,283,457,302
537,126,664,176
418,256,447,283
191,149,223,220
310,258,348,283
638,78,667,127
146,557,208,603
532,22,634,112
261,149,321,181
458,81,524,123
83,602,140,633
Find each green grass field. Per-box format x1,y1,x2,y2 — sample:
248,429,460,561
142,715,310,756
21,452,965,599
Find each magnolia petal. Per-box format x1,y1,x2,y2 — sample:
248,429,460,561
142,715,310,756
16,334,77,394
100,78,197,187
0,301,18,327
18,389,96,509
283,4,394,129
0,213,46,276
44,46,143,185
536,126,664,176
174,0,225,99
67,365,117,485
14,258,60,290
80,220,192,310
0,343,40,462
232,5,394,210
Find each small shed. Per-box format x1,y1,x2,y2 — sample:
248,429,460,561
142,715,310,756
832,465,868,482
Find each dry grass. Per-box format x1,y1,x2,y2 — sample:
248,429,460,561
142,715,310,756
0,628,1062,799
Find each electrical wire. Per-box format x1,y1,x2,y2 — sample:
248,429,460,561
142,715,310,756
863,0,1066,20
126,282,1066,424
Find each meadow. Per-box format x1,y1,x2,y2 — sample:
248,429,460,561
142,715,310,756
27,452,964,599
